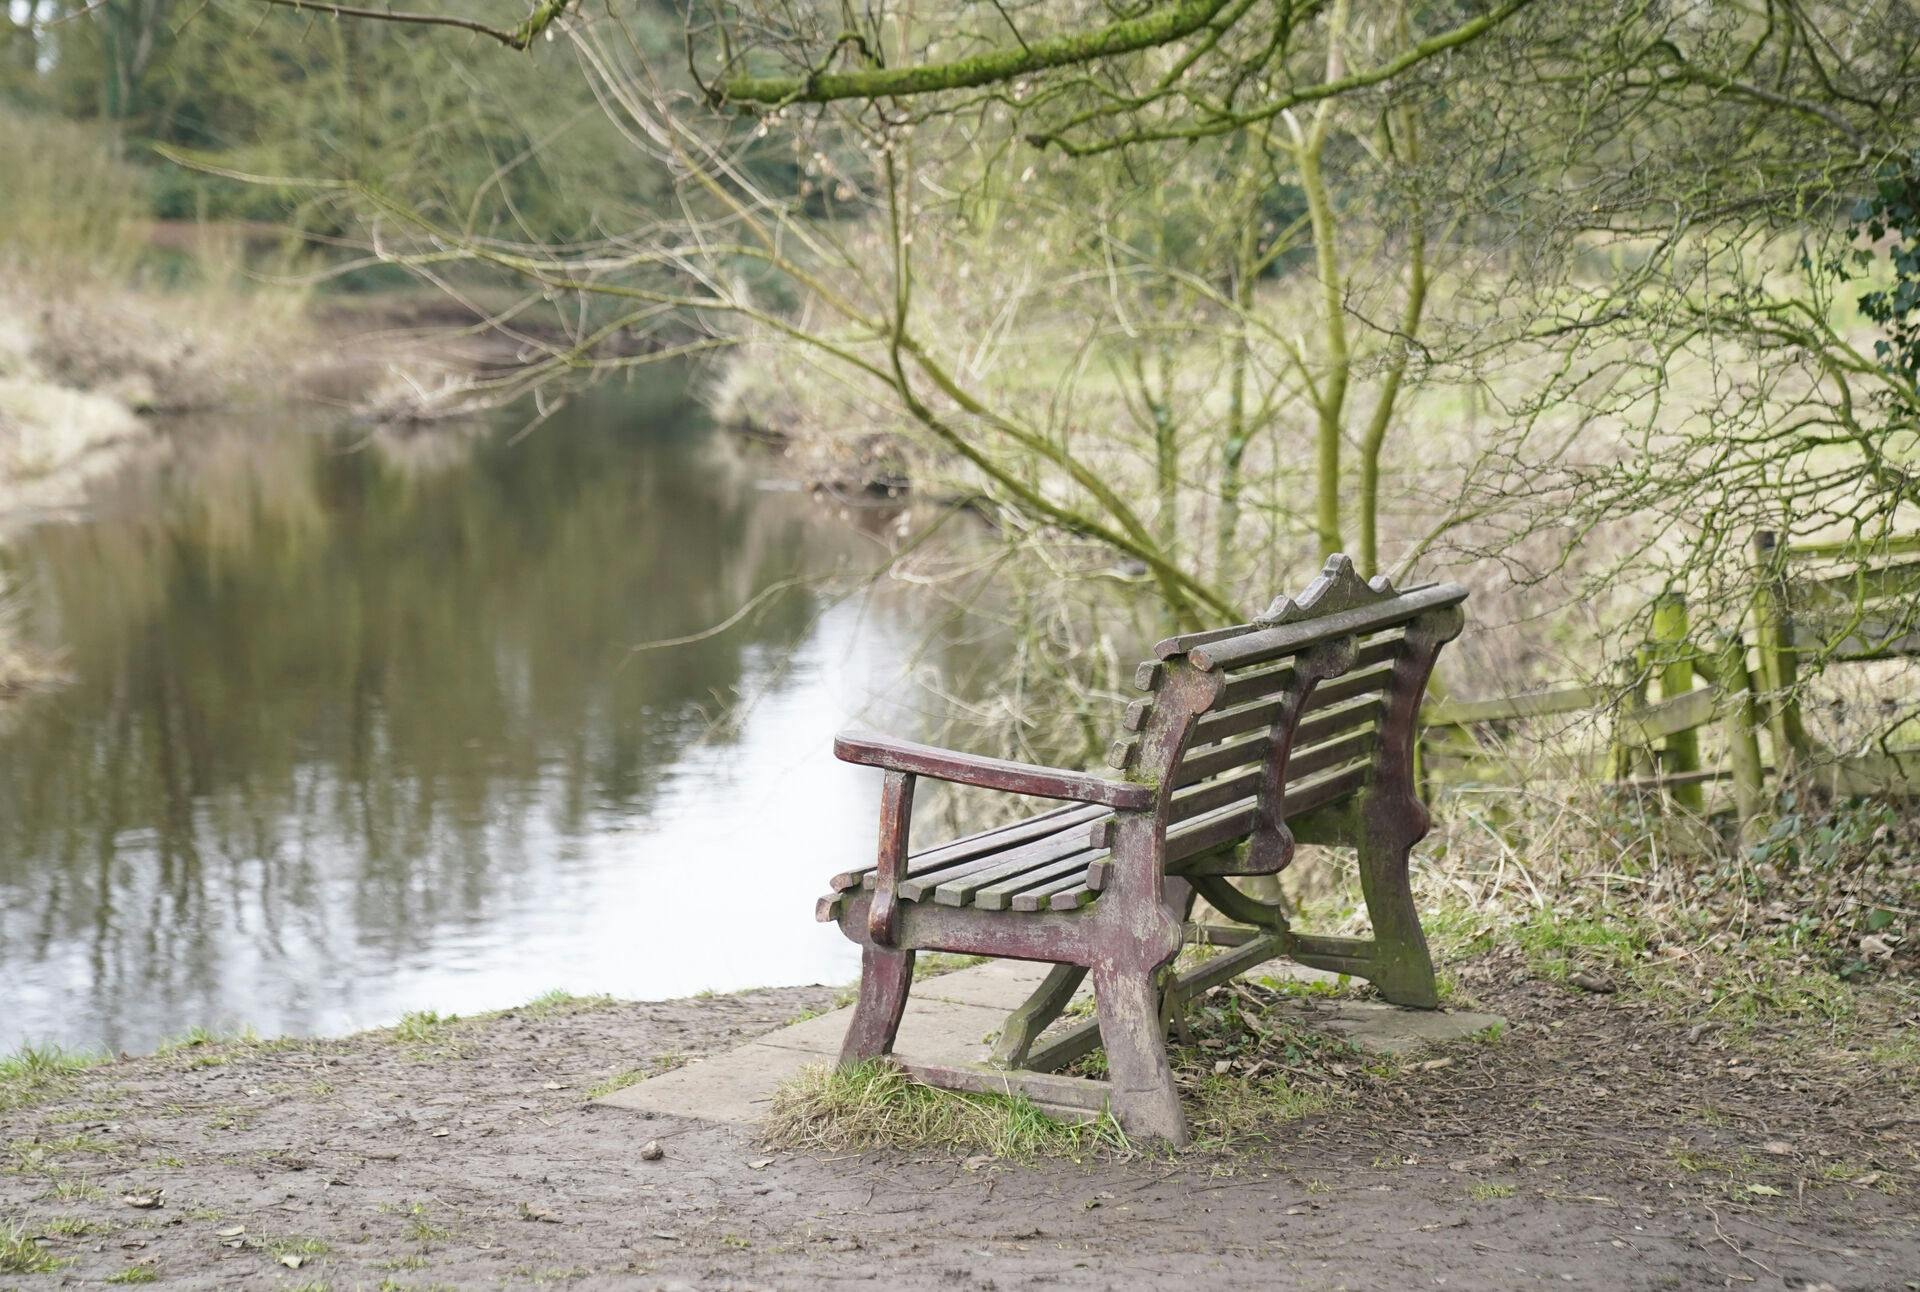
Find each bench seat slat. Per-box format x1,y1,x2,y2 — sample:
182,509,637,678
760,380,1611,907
1089,759,1371,891
1011,868,1105,912
980,850,1105,910
923,831,1100,905
830,801,1104,892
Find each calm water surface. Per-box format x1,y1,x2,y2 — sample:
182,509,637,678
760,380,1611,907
0,383,955,1054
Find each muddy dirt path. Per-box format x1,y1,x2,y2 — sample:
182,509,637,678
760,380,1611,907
3,960,1915,1290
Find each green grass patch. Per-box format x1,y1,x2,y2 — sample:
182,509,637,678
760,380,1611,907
386,1011,470,1061
5,1133,117,1176
106,1267,158,1284
40,1216,103,1237
390,1011,459,1044
584,1071,647,1100
1467,1181,1517,1200
913,953,989,979
392,1201,451,1243
0,1220,66,1274
1869,1033,1920,1069
581,1051,690,1099
1186,1075,1332,1148
154,1026,308,1069
517,990,615,1019
0,1045,106,1114
764,1060,1128,1160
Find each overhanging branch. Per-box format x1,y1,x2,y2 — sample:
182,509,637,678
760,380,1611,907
715,0,1240,105
243,0,577,50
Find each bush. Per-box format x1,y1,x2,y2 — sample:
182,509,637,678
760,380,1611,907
0,111,143,278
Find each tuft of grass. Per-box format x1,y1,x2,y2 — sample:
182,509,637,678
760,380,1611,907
584,1071,646,1100
1187,1075,1332,1149
390,1011,459,1044
41,1216,102,1237
518,990,614,1019
6,1133,117,1177
913,953,989,979
0,1044,106,1114
764,1060,1128,1161
388,1012,468,1061
1468,1181,1517,1200
156,1025,240,1056
0,1221,66,1274
154,1026,306,1069
106,1266,159,1284
399,1202,451,1243
1869,1033,1920,1069
581,1050,690,1100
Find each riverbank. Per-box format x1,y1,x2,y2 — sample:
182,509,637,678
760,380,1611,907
2,947,1915,1289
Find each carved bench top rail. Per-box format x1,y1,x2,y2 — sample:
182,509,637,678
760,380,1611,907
1153,556,1467,674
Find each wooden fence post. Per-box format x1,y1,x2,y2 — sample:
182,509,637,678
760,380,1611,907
1750,531,1811,771
1651,593,1704,811
1712,633,1768,844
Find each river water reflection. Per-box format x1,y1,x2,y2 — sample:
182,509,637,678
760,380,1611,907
0,383,954,1054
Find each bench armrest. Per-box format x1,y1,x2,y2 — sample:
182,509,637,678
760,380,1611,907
834,731,1153,810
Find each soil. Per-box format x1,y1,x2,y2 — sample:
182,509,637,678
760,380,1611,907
3,957,1916,1291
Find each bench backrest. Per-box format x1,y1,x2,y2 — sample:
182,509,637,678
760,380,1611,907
1109,555,1466,866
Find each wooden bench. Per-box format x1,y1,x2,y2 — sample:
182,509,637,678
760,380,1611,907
818,555,1468,1144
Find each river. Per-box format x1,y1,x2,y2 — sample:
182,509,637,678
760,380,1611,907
0,380,964,1055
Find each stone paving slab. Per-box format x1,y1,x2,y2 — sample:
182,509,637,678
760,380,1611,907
598,1041,820,1125
598,959,1505,1126
914,957,1058,1008
1283,999,1506,1055
755,997,1011,1059
599,961,1041,1126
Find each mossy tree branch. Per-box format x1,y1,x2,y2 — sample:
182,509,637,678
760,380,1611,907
243,0,577,50
715,0,1242,105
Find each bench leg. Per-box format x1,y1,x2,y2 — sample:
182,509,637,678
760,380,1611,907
1356,805,1439,1009
840,943,916,1064
992,962,1086,1069
1093,964,1188,1146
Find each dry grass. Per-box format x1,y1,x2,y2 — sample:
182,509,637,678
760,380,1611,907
0,111,317,486
1292,772,1920,1041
